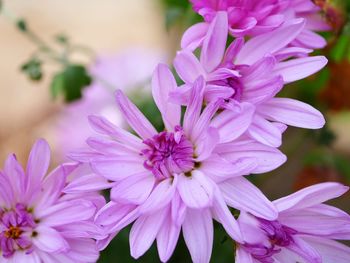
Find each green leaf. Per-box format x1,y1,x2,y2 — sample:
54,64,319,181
55,33,69,44
50,64,92,102
21,58,43,81
16,19,27,32
330,34,350,62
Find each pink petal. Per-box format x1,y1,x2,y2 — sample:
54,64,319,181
157,214,181,262
195,127,220,162
140,177,177,213
26,139,50,192
178,171,214,208
64,238,100,263
87,136,139,155
88,115,143,150
216,140,286,174
300,236,350,263
152,64,181,130
91,156,145,181
183,76,205,136
273,56,328,83
258,98,325,129
223,37,244,64
204,84,235,102
220,177,278,220
200,11,228,72
174,50,205,83
38,199,96,226
273,182,349,212
295,29,327,49
111,172,155,205
64,173,113,193
33,226,69,253
278,206,350,239
247,115,283,147
211,101,255,143
236,18,305,65
171,191,187,227
3,154,25,201
287,235,322,263
183,208,213,263
115,90,157,140
181,22,209,51
212,189,243,242
130,210,167,259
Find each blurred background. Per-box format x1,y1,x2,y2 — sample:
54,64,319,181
0,0,349,262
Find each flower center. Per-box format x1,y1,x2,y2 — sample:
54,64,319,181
259,219,297,247
0,204,36,258
141,126,194,180
210,76,244,102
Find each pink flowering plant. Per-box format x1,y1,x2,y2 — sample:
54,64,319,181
1,0,350,262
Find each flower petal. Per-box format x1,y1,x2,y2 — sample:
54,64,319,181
115,90,157,140
174,50,205,83
178,171,214,208
183,208,213,263
236,18,305,65
200,11,228,72
258,98,325,129
130,210,167,259
181,22,209,51
273,56,328,83
220,177,278,220
273,182,349,212
152,64,181,130
33,226,69,253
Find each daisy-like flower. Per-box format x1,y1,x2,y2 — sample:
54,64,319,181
70,64,287,263
0,139,104,262
235,182,350,263
173,12,326,147
183,0,329,50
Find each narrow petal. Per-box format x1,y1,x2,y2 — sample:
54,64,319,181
220,177,278,220
183,76,205,136
115,90,157,139
195,127,220,162
273,56,328,83
236,18,305,65
216,140,287,174
38,200,96,226
273,182,349,212
212,189,243,242
26,139,50,192
174,50,205,83
223,37,244,64
33,226,69,253
152,64,181,130
130,210,167,259
247,115,283,147
211,101,255,143
300,236,350,263
91,156,145,181
111,172,155,205
295,29,327,49
235,247,254,263
288,235,322,263
183,208,213,263
3,154,25,201
64,173,113,193
88,115,143,150
200,11,228,72
178,171,214,208
140,177,177,213
181,22,209,51
157,214,181,262
258,98,325,129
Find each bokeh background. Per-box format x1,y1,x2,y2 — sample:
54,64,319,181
0,0,349,262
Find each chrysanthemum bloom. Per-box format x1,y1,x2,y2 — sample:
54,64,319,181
235,182,350,262
173,12,326,147
70,64,287,263
0,139,104,262
183,0,329,50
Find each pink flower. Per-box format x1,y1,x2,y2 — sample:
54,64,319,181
0,139,104,262
70,64,286,263
235,182,350,262
173,12,326,147
184,0,329,50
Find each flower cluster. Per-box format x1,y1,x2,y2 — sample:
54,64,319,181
1,0,350,262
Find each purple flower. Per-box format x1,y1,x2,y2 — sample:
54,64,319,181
173,12,326,147
184,0,329,49
70,64,286,263
235,182,350,262
0,139,104,262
